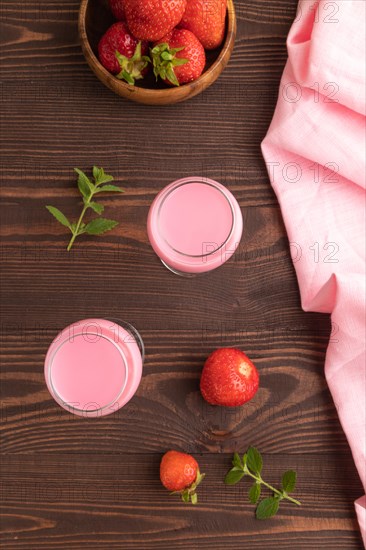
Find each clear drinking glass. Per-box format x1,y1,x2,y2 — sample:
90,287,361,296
147,177,243,276
44,318,144,417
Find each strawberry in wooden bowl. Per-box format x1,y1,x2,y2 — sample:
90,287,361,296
151,29,206,86
78,0,236,104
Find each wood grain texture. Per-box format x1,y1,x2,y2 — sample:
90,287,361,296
0,0,364,548
0,454,363,549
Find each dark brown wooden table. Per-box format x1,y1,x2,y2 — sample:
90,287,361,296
1,0,364,548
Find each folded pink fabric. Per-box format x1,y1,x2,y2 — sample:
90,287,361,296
261,0,366,544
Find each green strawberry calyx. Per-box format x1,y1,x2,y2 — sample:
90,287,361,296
150,43,189,87
170,470,205,505
115,42,150,85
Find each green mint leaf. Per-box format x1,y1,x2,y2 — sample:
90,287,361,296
93,166,114,185
246,447,263,475
256,497,280,520
88,201,104,215
97,174,114,185
224,468,245,485
74,168,94,198
190,493,198,505
92,166,103,183
232,452,242,469
85,218,118,235
46,206,71,229
282,470,297,494
248,482,261,504
95,184,124,193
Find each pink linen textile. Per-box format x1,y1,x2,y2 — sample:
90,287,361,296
261,0,366,544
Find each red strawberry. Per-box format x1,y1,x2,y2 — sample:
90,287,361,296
151,28,205,86
124,0,187,41
109,0,126,21
160,450,205,504
180,0,227,50
98,22,149,84
200,348,259,407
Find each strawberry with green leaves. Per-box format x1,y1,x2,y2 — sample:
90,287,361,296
160,450,205,504
98,22,149,84
151,28,205,86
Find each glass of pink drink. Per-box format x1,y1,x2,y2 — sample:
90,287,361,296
44,318,144,417
147,177,243,276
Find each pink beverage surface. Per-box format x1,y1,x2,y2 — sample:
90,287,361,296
159,182,233,256
51,334,126,410
46,319,143,416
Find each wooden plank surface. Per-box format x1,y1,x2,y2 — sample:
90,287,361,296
0,0,364,548
0,454,362,549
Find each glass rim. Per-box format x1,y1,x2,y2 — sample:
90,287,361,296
45,318,144,416
156,179,235,258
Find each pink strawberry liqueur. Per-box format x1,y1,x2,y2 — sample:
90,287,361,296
44,319,143,417
147,177,243,274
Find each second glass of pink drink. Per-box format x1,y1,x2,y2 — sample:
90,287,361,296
147,177,243,276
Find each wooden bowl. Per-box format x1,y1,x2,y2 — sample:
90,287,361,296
78,0,236,105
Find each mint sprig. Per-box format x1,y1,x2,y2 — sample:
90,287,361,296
225,448,301,519
46,167,124,251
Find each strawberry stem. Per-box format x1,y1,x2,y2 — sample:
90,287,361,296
150,43,188,87
170,470,205,505
115,42,150,85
